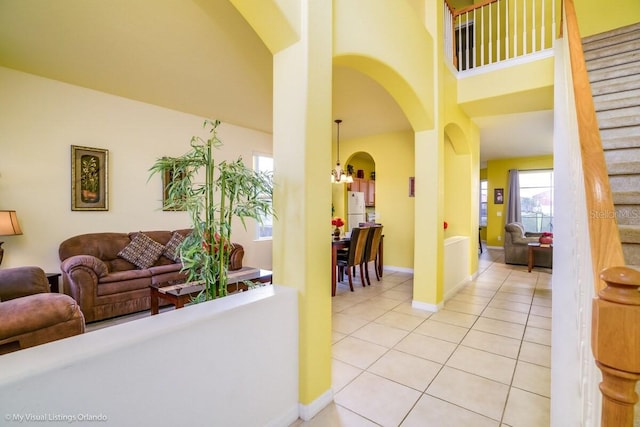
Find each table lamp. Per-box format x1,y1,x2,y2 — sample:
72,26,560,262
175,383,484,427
0,210,23,266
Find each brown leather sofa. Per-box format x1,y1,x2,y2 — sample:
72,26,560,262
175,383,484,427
0,266,85,355
59,230,244,323
504,222,552,268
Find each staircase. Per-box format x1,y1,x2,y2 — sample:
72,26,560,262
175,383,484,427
584,22,640,266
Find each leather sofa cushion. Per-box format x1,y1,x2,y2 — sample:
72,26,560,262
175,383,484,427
97,269,152,296
0,293,82,340
0,266,49,301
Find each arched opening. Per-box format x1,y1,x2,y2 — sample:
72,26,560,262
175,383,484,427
342,151,376,228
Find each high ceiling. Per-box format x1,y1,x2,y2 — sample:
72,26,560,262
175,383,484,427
0,0,553,164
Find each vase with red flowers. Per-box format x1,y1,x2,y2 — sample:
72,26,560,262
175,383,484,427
332,217,345,240
539,232,553,244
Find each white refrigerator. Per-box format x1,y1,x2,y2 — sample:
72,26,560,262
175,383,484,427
347,191,366,230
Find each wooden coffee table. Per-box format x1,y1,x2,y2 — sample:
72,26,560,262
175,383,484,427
150,267,272,315
527,243,553,272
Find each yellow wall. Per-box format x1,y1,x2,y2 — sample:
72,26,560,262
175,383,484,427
346,152,375,181
575,0,640,37
485,155,553,247
335,131,416,270
444,138,471,238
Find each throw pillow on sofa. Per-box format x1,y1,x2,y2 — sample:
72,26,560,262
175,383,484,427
163,232,185,262
117,232,165,269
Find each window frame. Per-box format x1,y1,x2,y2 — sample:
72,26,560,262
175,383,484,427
519,169,554,233
253,153,273,241
479,179,488,226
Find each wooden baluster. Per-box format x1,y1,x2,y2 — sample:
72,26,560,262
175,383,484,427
592,266,640,426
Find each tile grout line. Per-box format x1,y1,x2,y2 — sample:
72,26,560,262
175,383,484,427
330,257,551,426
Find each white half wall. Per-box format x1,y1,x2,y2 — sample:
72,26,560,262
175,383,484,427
444,236,470,300
551,36,601,426
0,285,299,427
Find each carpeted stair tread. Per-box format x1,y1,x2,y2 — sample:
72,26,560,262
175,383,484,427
594,90,640,112
583,30,640,51
604,147,640,175
606,162,640,176
612,190,640,205
609,174,640,193
588,60,640,84
587,50,640,73
583,38,640,63
600,126,640,149
591,74,640,97
596,111,640,130
614,205,640,226
619,224,640,243
622,243,640,266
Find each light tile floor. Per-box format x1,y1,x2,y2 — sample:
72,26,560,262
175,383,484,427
292,248,552,427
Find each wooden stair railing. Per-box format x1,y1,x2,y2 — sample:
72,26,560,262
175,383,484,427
592,267,640,426
564,0,640,424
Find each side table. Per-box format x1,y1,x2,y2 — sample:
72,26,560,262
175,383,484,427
527,243,553,273
46,273,61,293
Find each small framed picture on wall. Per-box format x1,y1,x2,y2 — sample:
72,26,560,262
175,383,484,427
71,145,109,211
494,188,504,204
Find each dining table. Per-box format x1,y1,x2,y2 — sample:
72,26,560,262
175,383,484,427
331,235,383,296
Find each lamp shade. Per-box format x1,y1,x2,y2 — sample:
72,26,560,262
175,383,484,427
0,210,23,236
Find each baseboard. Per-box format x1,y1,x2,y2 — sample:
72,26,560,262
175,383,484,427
383,266,414,274
411,299,443,312
298,388,333,421
486,246,504,250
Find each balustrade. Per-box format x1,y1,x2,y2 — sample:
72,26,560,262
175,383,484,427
445,0,558,71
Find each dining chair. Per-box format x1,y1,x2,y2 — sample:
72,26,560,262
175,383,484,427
336,227,370,293
361,225,383,287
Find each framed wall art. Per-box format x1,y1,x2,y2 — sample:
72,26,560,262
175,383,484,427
162,167,186,211
494,188,504,204
71,145,109,211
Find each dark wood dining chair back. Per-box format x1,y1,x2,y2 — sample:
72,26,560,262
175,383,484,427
362,225,383,286
336,227,370,293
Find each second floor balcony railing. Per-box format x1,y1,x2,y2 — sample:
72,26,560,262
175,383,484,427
445,0,560,72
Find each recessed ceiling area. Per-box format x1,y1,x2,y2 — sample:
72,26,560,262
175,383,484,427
474,111,554,164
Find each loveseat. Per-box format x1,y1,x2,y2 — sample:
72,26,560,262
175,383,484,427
0,266,85,355
59,230,244,323
504,222,552,268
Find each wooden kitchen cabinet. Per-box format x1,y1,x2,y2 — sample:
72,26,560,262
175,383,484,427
348,178,362,192
365,179,375,206
349,178,375,206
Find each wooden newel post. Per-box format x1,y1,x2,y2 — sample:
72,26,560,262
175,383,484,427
592,266,640,426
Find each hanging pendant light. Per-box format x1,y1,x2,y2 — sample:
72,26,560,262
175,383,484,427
331,119,353,184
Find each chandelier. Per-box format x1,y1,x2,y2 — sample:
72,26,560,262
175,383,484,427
330,119,353,184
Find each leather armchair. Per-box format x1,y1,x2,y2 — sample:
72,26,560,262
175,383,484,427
504,222,552,267
0,266,85,355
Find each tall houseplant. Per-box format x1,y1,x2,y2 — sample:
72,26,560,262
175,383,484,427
149,120,274,300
